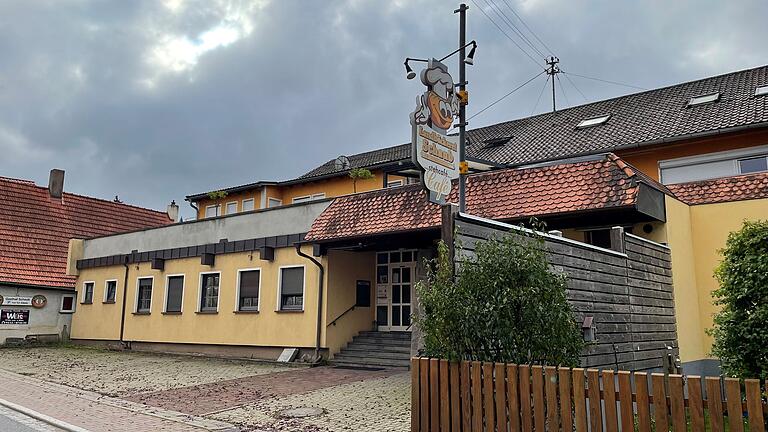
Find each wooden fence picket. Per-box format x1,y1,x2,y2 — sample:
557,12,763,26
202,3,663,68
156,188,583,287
602,370,618,432
669,374,687,432
687,376,705,432
483,363,495,432
724,377,743,432
531,366,545,432
450,362,460,432
704,376,724,432
634,372,651,432
420,358,430,432
617,371,633,432
460,361,471,432
506,364,520,432
495,364,507,432
430,358,439,432
544,366,559,431
651,373,669,432
744,379,765,432
412,358,420,432
572,368,588,432
558,368,573,432
439,360,450,432
471,361,483,432
587,369,603,432
518,365,532,432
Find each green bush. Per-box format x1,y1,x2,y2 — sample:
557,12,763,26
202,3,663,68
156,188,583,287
709,220,768,380
415,232,584,366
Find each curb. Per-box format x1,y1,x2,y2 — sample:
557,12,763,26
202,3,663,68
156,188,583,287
0,397,90,432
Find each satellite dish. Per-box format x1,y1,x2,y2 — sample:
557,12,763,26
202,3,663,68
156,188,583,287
334,155,350,170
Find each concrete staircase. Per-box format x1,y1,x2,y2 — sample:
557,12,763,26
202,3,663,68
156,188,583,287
332,331,412,370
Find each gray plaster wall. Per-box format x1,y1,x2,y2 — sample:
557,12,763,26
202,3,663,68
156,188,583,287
0,286,74,344
82,201,331,259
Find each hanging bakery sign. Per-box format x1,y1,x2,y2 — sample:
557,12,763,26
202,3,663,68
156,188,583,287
410,59,460,205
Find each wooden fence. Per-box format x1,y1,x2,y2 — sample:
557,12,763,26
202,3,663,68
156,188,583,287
412,357,767,432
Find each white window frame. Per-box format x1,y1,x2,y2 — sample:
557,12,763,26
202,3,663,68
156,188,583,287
576,115,610,129
60,295,76,313
292,195,311,204
225,201,238,215
268,198,282,208
687,92,720,107
103,279,118,303
242,198,255,212
658,144,768,183
204,204,220,218
276,265,306,312
135,276,154,313
163,274,185,313
756,85,768,97
737,155,768,174
235,268,262,312
311,193,326,200
387,179,404,188
198,271,221,313
81,280,95,304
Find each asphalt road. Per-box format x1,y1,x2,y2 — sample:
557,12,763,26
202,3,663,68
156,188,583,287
0,405,63,432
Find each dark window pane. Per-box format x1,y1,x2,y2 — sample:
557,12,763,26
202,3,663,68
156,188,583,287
390,252,401,263
239,270,260,310
61,296,74,311
83,283,94,303
585,229,612,249
402,306,411,326
377,266,388,284
200,274,219,311
105,281,117,302
137,278,152,312
280,267,304,310
377,253,388,265
392,286,401,304
401,251,412,262
739,156,768,174
402,285,411,304
166,276,183,312
392,268,400,283
392,306,401,326
376,306,388,325
401,267,411,283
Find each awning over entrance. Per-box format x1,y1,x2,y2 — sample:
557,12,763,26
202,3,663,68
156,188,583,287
304,153,672,244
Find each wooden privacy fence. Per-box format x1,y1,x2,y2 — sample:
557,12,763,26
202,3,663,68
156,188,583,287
412,357,768,432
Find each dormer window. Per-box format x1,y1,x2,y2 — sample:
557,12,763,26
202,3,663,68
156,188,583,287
687,92,719,107
483,136,513,148
755,85,768,97
576,115,610,129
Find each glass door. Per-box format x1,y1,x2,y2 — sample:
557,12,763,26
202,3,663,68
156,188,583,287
389,265,412,331
376,250,415,332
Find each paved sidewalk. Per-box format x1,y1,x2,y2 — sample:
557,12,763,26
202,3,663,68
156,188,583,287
0,370,236,432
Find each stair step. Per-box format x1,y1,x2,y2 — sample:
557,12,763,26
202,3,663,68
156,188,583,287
332,357,411,369
332,331,413,370
358,331,411,339
344,344,411,354
334,350,410,360
351,339,411,348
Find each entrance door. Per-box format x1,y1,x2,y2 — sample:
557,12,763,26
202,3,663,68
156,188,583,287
376,250,415,332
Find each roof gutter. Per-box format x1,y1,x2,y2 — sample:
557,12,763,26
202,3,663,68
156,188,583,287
294,243,325,362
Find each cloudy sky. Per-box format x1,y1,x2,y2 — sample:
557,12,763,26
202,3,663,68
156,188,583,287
1,0,766,219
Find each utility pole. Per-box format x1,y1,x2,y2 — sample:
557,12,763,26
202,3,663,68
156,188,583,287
545,56,560,112
456,3,468,213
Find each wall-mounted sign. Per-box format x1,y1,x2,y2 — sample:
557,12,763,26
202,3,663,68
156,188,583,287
31,295,47,309
410,59,460,204
0,296,33,306
1,309,30,325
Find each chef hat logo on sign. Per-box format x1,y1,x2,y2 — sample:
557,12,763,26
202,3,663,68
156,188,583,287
410,59,459,133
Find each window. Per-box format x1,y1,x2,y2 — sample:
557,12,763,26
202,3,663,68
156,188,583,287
738,156,768,174
756,85,768,97
225,201,238,214
136,277,153,313
576,115,610,129
279,266,304,311
200,273,220,312
205,205,220,218
60,295,75,313
312,193,326,200
268,198,282,207
242,198,255,212
292,194,325,204
82,281,94,304
165,275,184,313
687,92,720,107
584,229,612,249
104,280,117,303
237,269,261,311
387,180,404,188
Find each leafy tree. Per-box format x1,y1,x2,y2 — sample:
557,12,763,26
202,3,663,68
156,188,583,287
709,220,768,380
348,168,374,193
415,233,584,366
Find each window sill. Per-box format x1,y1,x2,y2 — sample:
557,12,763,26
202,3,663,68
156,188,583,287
162,311,182,315
275,309,304,313
233,310,259,314
80,301,93,305
195,311,218,315
132,311,151,315
103,301,116,304
59,310,74,314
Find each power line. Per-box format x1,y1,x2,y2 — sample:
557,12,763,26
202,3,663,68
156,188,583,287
562,71,647,91
483,0,546,59
531,74,550,115
498,0,555,55
563,72,588,102
470,0,544,69
556,74,571,108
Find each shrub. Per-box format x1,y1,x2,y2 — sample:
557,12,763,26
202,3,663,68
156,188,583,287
415,232,584,366
709,220,768,380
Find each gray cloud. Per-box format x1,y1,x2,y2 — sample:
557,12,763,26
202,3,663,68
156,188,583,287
0,0,766,219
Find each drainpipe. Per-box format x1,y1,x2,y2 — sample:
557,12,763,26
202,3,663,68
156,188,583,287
295,243,324,361
119,258,130,348
188,201,199,219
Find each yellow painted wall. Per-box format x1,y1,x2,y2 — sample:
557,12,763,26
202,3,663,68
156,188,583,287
687,198,768,352
617,129,768,181
323,250,376,357
195,189,263,219
72,245,326,349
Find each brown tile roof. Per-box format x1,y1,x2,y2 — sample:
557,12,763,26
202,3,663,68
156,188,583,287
666,172,768,205
305,154,667,242
0,176,173,289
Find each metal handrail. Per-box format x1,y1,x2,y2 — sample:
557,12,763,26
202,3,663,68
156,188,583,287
328,304,357,327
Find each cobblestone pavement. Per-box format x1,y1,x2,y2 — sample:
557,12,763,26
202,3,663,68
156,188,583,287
0,346,291,396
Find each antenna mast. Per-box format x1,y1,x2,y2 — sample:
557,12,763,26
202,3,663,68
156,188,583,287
545,56,560,112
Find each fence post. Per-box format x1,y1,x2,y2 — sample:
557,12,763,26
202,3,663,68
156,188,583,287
609,226,625,253
412,358,420,432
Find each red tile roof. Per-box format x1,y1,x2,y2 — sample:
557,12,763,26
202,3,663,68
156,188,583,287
0,176,172,289
305,154,667,242
667,172,768,205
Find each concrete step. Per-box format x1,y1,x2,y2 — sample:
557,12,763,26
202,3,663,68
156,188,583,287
357,331,411,340
351,338,411,348
334,350,410,360
332,356,411,369
343,343,411,354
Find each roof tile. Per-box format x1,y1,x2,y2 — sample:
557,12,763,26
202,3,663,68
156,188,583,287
667,172,768,205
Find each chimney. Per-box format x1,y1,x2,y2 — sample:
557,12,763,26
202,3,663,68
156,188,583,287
167,200,179,222
48,169,65,199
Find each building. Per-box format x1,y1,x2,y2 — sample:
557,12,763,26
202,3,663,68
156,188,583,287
0,170,175,344
69,65,768,374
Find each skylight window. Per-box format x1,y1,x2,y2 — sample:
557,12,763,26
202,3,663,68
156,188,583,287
576,115,610,129
687,92,720,107
483,135,513,147
755,85,768,97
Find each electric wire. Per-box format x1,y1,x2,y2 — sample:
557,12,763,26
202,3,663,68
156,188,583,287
483,0,546,59
498,0,555,55
563,72,588,102
466,70,546,123
530,74,550,115
562,71,647,91
556,74,571,108
470,0,544,70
